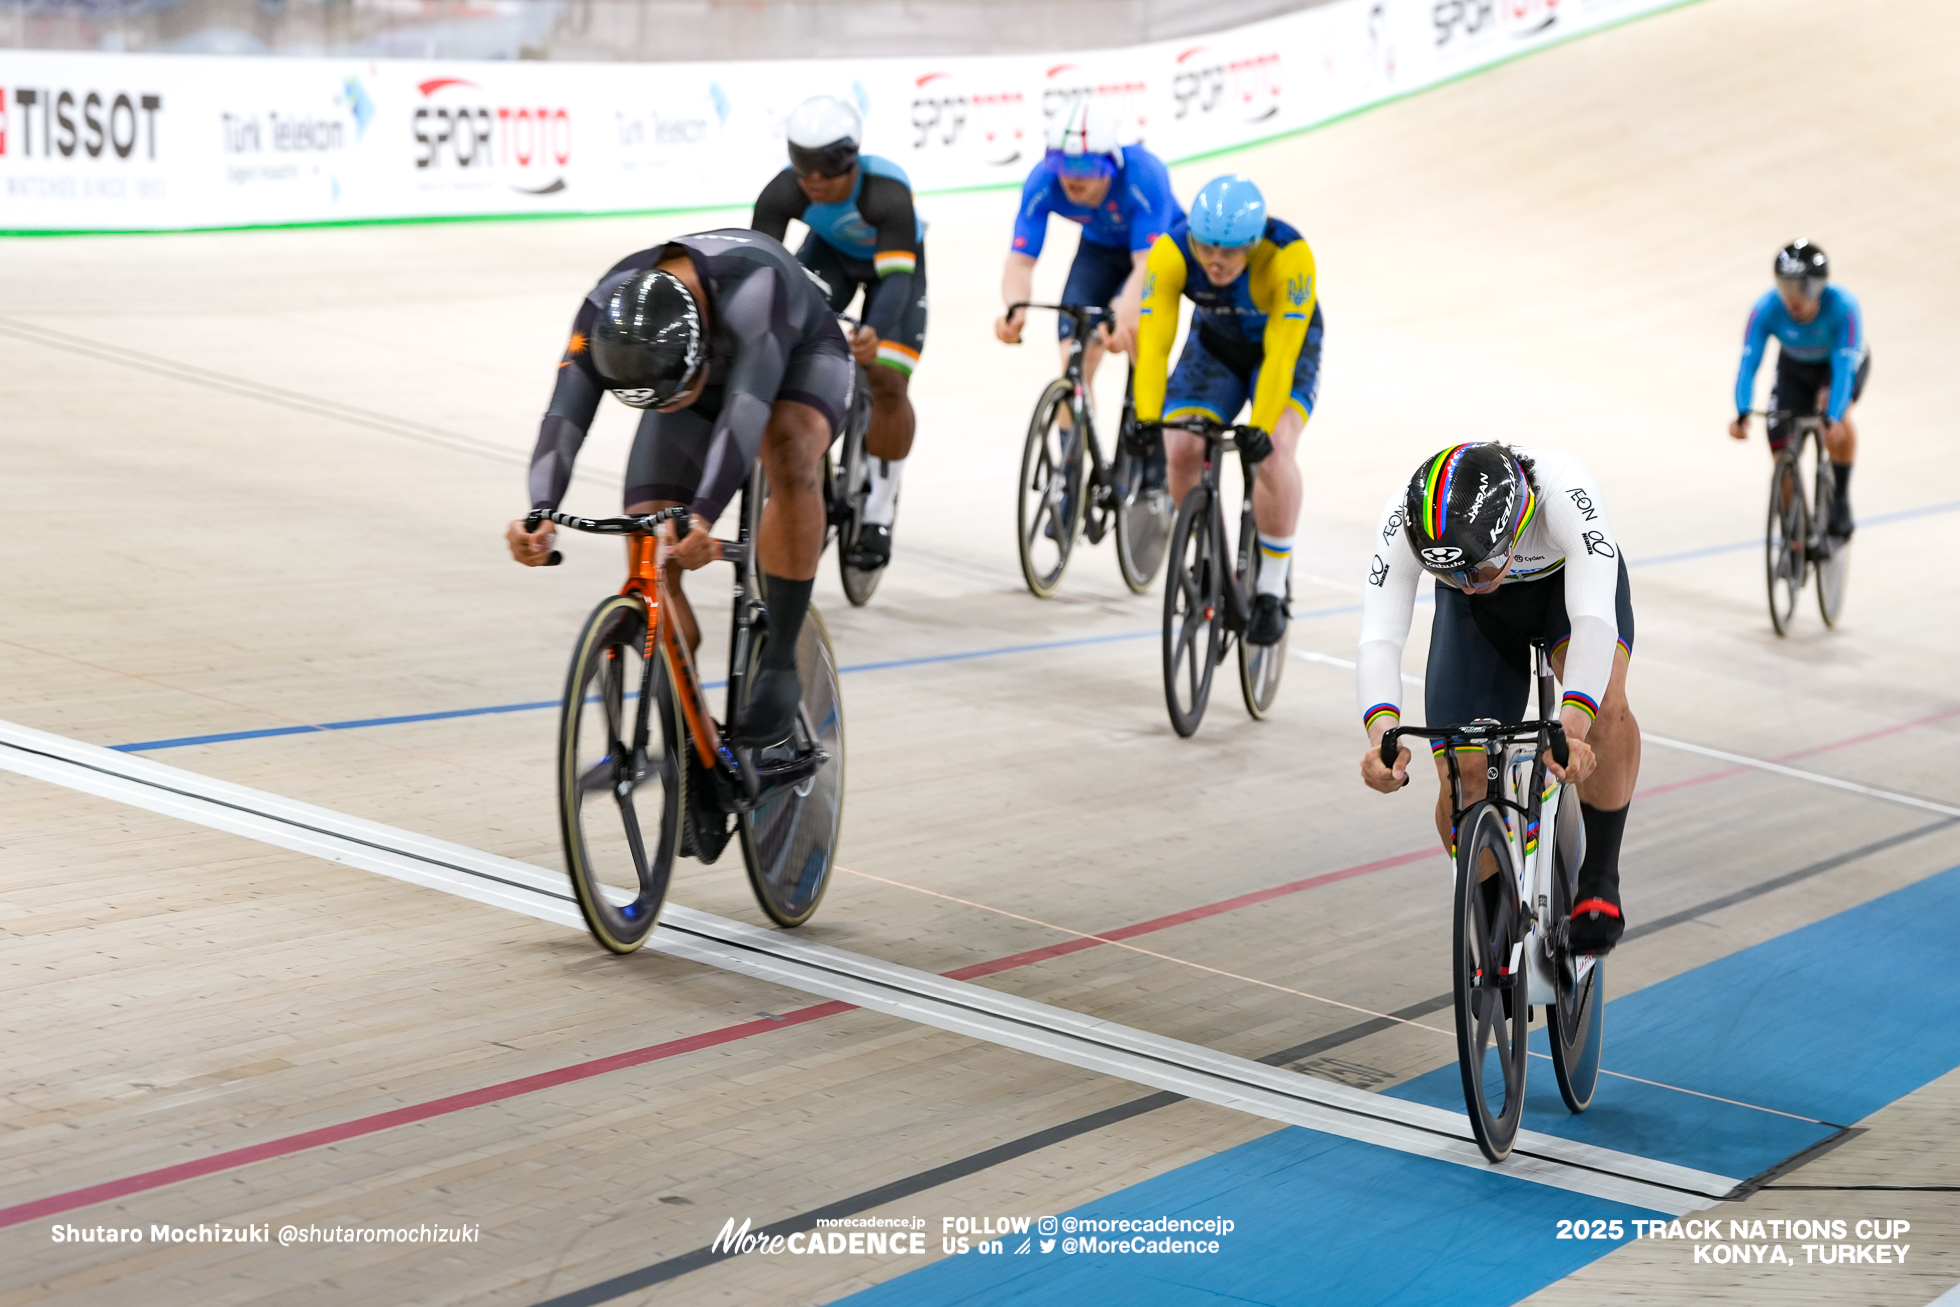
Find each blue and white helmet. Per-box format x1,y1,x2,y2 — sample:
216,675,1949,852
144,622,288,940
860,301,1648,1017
1189,174,1267,248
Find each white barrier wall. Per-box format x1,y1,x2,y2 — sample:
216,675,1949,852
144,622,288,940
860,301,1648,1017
0,0,1683,233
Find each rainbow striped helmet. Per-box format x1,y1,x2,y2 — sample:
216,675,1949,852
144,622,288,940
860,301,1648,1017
1402,443,1533,579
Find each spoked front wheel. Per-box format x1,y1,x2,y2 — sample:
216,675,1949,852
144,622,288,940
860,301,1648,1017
1765,454,1807,637
737,606,846,927
1453,801,1530,1161
1547,787,1603,1114
1016,379,1086,598
558,594,682,955
1162,487,1223,737
1112,443,1173,593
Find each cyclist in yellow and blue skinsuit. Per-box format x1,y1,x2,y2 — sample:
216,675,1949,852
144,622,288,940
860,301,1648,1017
1134,174,1324,646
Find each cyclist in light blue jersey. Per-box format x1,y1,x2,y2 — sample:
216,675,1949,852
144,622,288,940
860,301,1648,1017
1729,240,1868,538
993,99,1183,394
753,94,926,568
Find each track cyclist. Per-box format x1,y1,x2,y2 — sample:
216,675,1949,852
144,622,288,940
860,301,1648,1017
994,99,1182,410
1729,239,1868,539
1133,174,1322,646
1356,443,1639,955
751,94,925,569
505,230,854,747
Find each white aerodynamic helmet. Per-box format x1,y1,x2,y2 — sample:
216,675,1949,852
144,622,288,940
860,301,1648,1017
1044,98,1122,176
785,95,863,177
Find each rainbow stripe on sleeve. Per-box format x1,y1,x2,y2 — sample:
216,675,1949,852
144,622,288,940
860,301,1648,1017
1562,690,1601,721
1363,703,1399,730
874,251,917,277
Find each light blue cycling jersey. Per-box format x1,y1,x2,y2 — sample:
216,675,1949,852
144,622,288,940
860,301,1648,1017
1010,144,1182,257
797,154,925,263
1734,284,1867,421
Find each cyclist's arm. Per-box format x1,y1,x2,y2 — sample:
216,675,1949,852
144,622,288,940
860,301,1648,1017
859,173,921,345
1248,239,1317,432
1540,459,1622,738
527,305,605,511
1733,291,1776,417
1826,291,1864,422
1132,235,1188,422
1009,168,1055,259
1356,490,1420,741
749,169,805,244
691,270,793,526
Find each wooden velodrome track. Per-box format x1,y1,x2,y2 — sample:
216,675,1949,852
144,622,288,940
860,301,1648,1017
5,0,1960,1302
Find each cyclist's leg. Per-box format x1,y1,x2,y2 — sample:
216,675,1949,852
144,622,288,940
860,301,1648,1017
860,250,926,552
1246,305,1323,609
1423,579,1532,853
1162,335,1246,508
1055,239,1133,400
1547,558,1638,949
624,404,713,651
1824,351,1869,535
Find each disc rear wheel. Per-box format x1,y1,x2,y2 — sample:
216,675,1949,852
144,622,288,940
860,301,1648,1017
558,594,681,955
1235,498,1287,719
1113,443,1173,593
1453,801,1529,1161
1812,460,1849,627
1546,787,1603,1114
737,607,845,927
1162,487,1223,737
1016,379,1086,598
836,377,886,607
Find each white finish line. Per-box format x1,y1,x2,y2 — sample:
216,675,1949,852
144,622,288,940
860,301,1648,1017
0,715,1733,1215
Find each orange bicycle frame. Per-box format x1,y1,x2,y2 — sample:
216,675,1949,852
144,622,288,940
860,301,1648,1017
622,533,722,767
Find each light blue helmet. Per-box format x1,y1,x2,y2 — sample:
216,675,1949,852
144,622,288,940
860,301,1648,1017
1189,175,1266,248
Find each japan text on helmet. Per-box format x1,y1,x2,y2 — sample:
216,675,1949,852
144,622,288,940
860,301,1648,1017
785,95,863,178
1774,239,1829,299
1043,98,1122,180
590,266,704,409
1189,175,1267,248
1402,443,1536,582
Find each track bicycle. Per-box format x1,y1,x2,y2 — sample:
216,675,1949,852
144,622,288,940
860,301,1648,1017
1158,416,1288,737
825,314,889,607
526,470,845,954
1378,640,1604,1163
1008,301,1173,598
1754,408,1849,635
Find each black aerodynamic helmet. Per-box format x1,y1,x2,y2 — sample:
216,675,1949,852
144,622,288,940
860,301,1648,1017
589,266,703,409
1403,443,1536,582
1774,239,1829,297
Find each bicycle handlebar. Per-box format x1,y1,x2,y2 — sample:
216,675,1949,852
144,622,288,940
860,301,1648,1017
1005,301,1114,330
523,506,693,568
1379,721,1569,769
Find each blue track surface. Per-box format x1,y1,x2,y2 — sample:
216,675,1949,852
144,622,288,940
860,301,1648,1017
835,863,1960,1306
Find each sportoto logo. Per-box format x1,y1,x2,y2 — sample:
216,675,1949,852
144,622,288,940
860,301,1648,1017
1422,546,1465,566
911,72,1025,167
1171,47,1281,124
412,78,570,195
1041,65,1147,141
1433,0,1559,47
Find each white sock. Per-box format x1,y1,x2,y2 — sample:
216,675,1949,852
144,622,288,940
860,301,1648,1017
864,457,905,527
1257,534,1293,597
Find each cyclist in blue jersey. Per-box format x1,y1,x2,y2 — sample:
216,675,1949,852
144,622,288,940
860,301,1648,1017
753,95,925,568
993,99,1183,398
1729,239,1868,538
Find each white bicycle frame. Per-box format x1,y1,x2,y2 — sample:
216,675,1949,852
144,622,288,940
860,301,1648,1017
1492,740,1597,1009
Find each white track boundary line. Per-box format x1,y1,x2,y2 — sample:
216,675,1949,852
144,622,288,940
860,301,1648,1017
0,716,1729,1214
1293,648,1960,818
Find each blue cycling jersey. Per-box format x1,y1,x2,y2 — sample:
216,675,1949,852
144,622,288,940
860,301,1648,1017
1734,285,1868,421
800,154,925,262
1010,144,1183,258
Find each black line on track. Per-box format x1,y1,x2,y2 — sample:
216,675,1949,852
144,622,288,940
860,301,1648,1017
527,817,1960,1305
1763,1184,1960,1191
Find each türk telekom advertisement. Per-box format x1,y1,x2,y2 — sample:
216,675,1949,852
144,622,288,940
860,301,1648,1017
0,0,1682,232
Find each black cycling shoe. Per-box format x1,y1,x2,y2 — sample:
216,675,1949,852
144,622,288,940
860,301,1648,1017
1827,499,1855,540
728,666,802,748
1246,593,1288,646
1567,896,1625,956
845,523,892,569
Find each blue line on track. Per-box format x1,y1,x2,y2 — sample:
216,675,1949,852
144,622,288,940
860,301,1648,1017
833,862,1960,1307
106,499,1960,754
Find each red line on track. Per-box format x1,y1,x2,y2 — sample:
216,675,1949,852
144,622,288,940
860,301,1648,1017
11,704,1954,1226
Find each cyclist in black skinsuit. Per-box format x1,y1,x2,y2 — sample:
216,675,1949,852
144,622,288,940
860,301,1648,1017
506,228,854,745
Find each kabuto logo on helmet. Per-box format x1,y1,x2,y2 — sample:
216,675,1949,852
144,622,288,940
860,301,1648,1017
1421,546,1464,566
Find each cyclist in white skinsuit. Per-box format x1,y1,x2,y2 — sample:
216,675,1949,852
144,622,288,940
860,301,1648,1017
1355,442,1640,954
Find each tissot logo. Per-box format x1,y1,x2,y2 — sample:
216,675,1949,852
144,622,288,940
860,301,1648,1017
412,77,570,195
1,87,163,160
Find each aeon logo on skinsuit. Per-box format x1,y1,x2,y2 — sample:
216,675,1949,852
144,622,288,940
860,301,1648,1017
1171,46,1281,124
412,78,570,195
910,72,1025,167
0,86,163,160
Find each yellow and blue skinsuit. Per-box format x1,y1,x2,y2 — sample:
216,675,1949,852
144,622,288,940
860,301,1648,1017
1134,215,1324,431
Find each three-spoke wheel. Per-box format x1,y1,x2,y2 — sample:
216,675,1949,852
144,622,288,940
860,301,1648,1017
1017,379,1086,598
558,594,682,955
1765,453,1808,637
1162,486,1223,737
1453,801,1530,1162
1547,785,1603,1114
